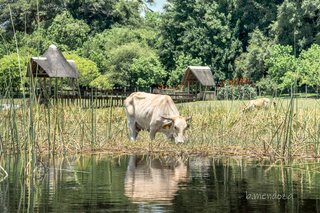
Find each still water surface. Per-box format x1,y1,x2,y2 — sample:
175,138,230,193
1,155,320,212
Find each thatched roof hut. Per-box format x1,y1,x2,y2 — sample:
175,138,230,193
27,44,80,78
181,66,214,87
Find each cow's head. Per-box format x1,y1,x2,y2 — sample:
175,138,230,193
161,116,191,143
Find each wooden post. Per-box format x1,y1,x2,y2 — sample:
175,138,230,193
204,86,207,101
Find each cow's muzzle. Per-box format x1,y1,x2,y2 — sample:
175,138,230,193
175,137,185,144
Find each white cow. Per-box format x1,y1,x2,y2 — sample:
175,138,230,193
242,98,276,112
124,92,191,143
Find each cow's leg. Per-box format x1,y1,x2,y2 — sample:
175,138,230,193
243,105,252,112
248,104,254,111
127,117,138,141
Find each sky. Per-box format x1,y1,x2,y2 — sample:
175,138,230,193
147,0,167,12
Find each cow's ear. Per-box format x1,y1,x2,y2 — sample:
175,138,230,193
162,122,172,129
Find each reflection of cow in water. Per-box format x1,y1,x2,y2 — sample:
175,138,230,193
124,156,188,203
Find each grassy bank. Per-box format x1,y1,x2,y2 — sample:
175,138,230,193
1,97,320,159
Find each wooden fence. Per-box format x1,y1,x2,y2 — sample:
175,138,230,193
39,88,196,108
1,88,196,108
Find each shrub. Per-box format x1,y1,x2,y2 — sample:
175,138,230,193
63,53,100,87
217,85,257,100
256,77,278,96
0,53,28,92
89,75,113,90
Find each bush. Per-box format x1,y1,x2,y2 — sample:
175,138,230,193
89,75,113,90
63,53,100,87
217,85,257,100
106,42,165,88
256,77,278,96
0,53,28,91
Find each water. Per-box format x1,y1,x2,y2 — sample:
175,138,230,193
1,155,320,212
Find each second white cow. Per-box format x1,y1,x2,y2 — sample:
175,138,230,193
242,98,276,112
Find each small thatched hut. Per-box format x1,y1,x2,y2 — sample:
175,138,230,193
181,66,215,100
27,44,79,78
27,44,80,103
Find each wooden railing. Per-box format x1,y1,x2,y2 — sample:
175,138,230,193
1,88,196,108
0,88,196,108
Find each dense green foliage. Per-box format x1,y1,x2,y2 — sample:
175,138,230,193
266,45,297,89
235,29,273,81
0,53,28,91
81,27,157,72
0,0,319,92
217,84,257,100
63,53,101,88
167,54,202,87
299,44,320,87
105,42,165,88
159,0,241,79
48,11,90,51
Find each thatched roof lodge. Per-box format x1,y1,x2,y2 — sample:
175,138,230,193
27,44,79,78
181,66,215,87
181,66,215,100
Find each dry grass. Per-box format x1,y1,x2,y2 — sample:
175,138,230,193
1,98,320,159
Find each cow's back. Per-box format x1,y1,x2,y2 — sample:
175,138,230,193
124,92,179,129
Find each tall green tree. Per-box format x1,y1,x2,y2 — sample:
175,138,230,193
81,27,157,72
0,0,66,36
159,0,241,80
266,44,297,89
66,0,143,33
235,29,273,81
106,42,165,88
47,11,90,51
271,0,320,53
299,44,320,87
229,0,283,50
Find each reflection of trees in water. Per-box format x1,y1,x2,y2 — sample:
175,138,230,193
0,156,319,212
174,158,320,213
0,155,134,212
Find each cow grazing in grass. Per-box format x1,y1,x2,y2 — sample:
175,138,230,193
242,98,276,112
124,92,191,143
